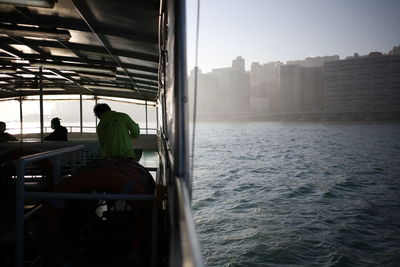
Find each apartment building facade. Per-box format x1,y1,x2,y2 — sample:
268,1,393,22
324,53,400,113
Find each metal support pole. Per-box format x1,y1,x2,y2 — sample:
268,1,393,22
39,67,44,142
80,88,83,136
156,105,159,130
145,100,148,134
19,96,23,139
161,92,168,138
15,160,25,267
94,96,98,127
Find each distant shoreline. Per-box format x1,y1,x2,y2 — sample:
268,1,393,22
193,111,400,122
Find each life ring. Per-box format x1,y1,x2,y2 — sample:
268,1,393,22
34,158,155,267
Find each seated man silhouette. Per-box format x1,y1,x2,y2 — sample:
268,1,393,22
94,103,142,161
0,121,18,142
44,117,68,141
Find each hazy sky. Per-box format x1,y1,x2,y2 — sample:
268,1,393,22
186,0,400,72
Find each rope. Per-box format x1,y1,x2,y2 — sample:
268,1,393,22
190,0,201,186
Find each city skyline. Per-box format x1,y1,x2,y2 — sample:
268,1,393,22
188,46,400,121
186,0,400,72
188,44,399,73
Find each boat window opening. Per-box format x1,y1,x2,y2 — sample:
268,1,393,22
96,98,158,134
0,95,159,136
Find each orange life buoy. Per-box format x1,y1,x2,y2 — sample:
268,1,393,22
34,158,155,267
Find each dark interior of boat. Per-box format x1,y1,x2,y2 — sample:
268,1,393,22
0,1,203,267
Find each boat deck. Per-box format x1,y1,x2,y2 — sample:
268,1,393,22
0,139,163,267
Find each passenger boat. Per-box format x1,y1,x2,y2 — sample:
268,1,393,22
0,0,203,266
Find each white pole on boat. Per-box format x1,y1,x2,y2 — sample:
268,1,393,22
94,95,98,127
19,95,23,139
145,100,148,134
39,67,44,142
156,105,159,130
80,87,83,136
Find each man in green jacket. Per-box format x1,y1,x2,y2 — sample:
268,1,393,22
93,103,141,161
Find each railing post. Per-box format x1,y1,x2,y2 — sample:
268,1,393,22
15,159,25,267
39,67,44,143
156,105,159,130
94,95,98,127
80,88,83,136
13,145,86,266
145,100,148,134
19,95,23,140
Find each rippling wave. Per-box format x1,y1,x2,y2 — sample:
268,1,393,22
192,122,400,266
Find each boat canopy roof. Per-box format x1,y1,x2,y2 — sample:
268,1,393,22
0,0,160,102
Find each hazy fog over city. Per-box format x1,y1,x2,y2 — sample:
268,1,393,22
186,0,400,121
186,0,400,72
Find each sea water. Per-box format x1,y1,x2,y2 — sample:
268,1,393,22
192,122,400,267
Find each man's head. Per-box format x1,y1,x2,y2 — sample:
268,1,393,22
0,121,6,133
51,117,61,129
94,103,111,119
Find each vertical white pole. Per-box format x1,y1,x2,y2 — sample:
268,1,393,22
80,88,83,136
19,96,23,139
39,67,44,142
156,105,159,130
95,96,98,127
145,100,148,134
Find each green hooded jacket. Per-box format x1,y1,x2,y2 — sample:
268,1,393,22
96,110,141,161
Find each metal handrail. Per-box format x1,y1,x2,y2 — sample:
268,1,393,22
25,191,154,201
9,126,158,134
14,144,156,267
175,178,204,267
15,145,86,267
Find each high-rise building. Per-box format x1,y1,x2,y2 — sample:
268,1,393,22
188,68,219,118
232,56,245,72
265,62,281,113
287,55,339,67
211,67,233,112
250,62,267,112
188,56,251,119
301,66,325,112
324,52,400,112
388,45,400,55
279,64,302,114
279,56,338,114
250,61,281,112
211,57,250,113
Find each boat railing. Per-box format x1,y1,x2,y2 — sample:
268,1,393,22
174,178,205,267
158,133,205,267
55,126,157,134
9,126,158,134
14,145,156,267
